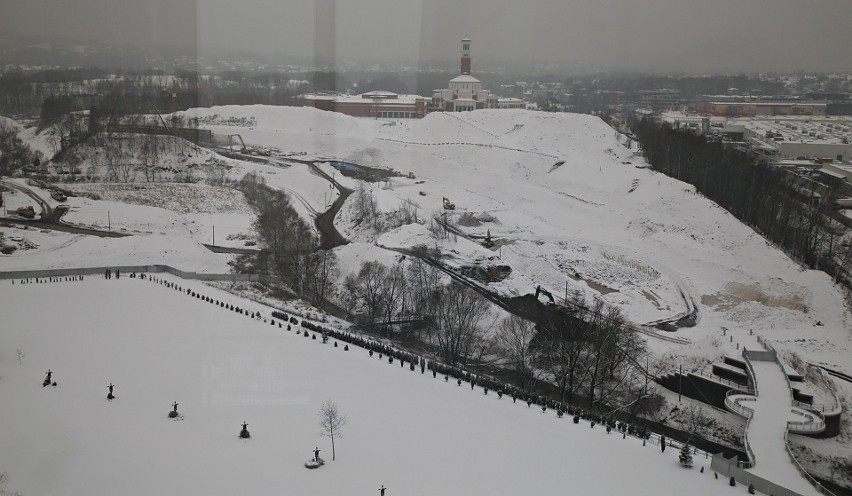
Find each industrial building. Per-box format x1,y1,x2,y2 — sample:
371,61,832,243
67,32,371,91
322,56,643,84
726,117,852,161
705,101,827,118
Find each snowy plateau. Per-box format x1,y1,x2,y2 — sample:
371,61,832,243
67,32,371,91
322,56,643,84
1,106,850,495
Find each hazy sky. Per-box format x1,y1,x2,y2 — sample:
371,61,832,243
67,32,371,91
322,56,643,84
3,0,852,72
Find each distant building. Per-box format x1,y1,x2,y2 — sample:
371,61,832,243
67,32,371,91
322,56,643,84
300,37,524,118
695,94,803,114
300,91,428,119
639,89,682,109
706,102,826,117
430,38,526,112
729,117,852,161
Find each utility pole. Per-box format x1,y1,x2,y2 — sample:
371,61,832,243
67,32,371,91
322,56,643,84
678,365,682,402
107,211,111,232
212,225,215,246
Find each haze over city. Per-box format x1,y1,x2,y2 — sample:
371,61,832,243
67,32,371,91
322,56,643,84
3,0,852,72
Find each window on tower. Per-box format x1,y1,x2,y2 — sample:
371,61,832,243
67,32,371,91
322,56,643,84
464,44,469,51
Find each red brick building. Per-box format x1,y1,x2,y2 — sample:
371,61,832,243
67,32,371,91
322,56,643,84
301,91,428,119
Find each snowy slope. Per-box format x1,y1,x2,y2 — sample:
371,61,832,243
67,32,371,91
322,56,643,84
185,106,850,370
0,276,732,496
0,182,253,273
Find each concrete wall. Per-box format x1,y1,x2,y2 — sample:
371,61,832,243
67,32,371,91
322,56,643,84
0,265,273,283
744,349,777,362
655,372,735,409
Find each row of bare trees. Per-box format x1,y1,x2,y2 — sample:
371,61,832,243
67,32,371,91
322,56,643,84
343,255,652,416
343,254,493,366
494,291,649,416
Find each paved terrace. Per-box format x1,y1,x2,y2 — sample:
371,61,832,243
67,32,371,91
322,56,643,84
744,357,822,496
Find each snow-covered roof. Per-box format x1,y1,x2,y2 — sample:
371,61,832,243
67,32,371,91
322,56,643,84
361,90,398,98
300,92,427,105
449,75,481,84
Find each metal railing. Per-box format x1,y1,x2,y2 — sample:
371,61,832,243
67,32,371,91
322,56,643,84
696,368,749,388
724,389,756,419
723,389,757,469
786,408,826,434
741,349,760,395
784,431,838,496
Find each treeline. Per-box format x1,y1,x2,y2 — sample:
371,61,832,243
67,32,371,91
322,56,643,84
343,254,654,417
0,69,308,124
632,117,852,289
237,173,339,308
0,120,38,175
574,74,787,99
342,251,492,367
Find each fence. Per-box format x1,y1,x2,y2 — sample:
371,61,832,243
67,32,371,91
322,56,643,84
787,409,826,434
711,453,832,496
0,265,274,283
782,434,838,496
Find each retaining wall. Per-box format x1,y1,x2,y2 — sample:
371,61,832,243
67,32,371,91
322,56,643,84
0,265,273,283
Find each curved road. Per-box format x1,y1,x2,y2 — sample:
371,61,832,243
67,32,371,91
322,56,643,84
0,179,129,238
257,155,352,250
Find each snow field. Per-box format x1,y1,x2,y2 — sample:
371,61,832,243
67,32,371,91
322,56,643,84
0,276,732,496
185,106,850,371
0,181,255,272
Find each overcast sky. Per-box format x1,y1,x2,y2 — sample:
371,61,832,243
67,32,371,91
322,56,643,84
3,0,851,73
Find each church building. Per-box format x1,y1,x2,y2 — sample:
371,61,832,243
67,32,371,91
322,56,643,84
431,38,525,112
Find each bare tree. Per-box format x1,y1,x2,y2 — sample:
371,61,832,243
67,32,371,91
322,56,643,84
379,261,406,329
494,315,539,392
318,399,346,461
310,248,339,307
345,261,388,325
531,291,593,403
428,282,492,366
679,404,715,441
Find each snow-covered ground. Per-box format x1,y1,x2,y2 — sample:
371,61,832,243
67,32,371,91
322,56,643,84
0,104,848,494
186,105,851,372
0,181,254,273
1,276,731,496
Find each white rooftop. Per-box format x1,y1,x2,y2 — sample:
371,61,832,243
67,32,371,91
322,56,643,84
449,75,481,84
301,92,427,105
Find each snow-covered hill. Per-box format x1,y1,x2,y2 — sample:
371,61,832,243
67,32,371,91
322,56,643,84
188,106,851,370
0,276,727,496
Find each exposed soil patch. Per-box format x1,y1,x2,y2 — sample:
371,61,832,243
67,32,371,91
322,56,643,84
567,271,618,295
701,282,808,313
457,212,482,227
459,264,512,283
